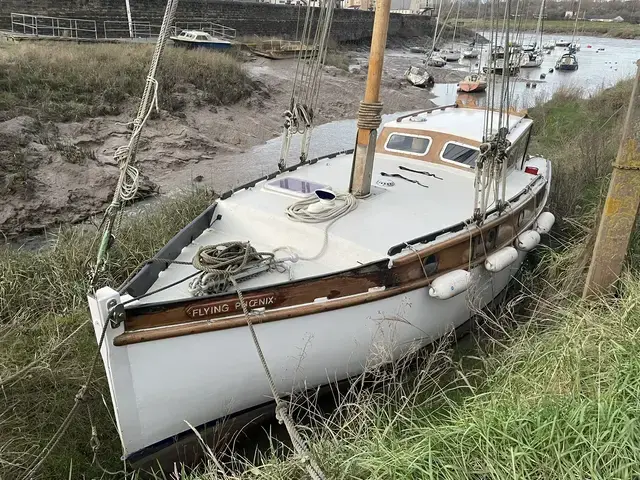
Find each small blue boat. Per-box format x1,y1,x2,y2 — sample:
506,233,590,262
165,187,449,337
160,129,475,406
170,30,232,50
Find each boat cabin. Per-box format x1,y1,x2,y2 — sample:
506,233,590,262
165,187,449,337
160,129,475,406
175,30,213,42
375,104,532,172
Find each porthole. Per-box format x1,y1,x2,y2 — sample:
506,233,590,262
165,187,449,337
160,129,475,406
422,254,438,276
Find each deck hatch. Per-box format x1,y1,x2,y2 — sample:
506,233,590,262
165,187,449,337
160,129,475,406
264,177,329,198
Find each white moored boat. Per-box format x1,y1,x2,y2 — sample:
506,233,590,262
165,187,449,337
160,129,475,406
88,0,554,468
90,102,553,463
439,48,461,62
521,51,544,68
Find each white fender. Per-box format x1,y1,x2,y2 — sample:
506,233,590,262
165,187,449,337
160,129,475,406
429,270,470,300
485,247,519,273
515,230,541,252
533,211,555,234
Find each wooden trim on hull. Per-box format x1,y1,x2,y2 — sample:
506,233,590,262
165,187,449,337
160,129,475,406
113,175,548,346
115,276,432,346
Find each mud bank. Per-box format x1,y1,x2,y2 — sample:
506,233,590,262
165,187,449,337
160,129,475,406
1,47,466,240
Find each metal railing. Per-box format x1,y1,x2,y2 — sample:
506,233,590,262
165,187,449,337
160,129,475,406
11,13,98,40
173,21,236,40
103,19,237,41
103,20,152,39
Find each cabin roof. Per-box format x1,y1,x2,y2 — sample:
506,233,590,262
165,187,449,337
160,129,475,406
181,30,209,36
382,106,532,144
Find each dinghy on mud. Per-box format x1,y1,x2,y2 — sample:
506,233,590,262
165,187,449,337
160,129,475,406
404,65,435,88
87,0,554,468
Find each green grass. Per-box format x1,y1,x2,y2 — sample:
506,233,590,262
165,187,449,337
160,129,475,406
458,18,640,39
0,190,215,479
197,270,640,479
527,81,632,225
0,42,254,122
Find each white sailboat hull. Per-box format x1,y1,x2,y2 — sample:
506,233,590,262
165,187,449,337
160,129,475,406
521,55,543,68
90,251,527,459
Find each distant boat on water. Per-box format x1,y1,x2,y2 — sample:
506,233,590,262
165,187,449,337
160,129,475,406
555,53,579,71
170,30,232,50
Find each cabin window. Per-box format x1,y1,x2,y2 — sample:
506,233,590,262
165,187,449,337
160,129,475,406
384,134,431,156
422,254,438,276
440,142,479,167
507,129,530,168
196,35,208,41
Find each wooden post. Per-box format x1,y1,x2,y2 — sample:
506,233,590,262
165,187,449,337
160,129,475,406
583,59,640,298
349,0,391,197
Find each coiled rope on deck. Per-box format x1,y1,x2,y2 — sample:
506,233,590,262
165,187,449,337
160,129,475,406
283,192,358,261
188,242,278,297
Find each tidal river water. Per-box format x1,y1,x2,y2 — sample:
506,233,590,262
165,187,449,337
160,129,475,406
199,34,640,196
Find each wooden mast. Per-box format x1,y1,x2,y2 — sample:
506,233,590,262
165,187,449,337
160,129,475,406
349,0,392,197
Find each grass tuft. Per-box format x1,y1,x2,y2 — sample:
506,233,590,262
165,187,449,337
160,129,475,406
0,42,254,122
0,190,214,479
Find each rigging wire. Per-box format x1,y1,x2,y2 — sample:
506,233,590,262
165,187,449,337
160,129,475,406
279,0,335,171
91,0,180,285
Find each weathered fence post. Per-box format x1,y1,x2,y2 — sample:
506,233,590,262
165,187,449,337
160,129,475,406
583,59,640,298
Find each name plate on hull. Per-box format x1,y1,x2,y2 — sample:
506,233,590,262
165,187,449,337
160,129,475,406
185,293,277,319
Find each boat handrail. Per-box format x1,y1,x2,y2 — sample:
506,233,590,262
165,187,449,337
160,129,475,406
396,103,458,123
387,176,543,256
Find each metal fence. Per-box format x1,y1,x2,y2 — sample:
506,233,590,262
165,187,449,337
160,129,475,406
11,13,98,40
173,21,236,40
102,19,237,41
103,20,153,39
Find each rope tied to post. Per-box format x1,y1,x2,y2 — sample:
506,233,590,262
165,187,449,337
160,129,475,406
357,101,384,130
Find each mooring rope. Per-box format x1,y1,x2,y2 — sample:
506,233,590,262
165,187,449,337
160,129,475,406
230,276,326,480
186,242,326,479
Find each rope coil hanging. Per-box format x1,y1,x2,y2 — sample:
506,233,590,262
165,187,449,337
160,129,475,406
91,0,179,283
279,0,336,171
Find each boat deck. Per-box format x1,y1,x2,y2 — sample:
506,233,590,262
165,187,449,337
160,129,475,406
134,152,540,305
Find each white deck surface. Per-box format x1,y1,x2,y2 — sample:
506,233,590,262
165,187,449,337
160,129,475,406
138,148,541,305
